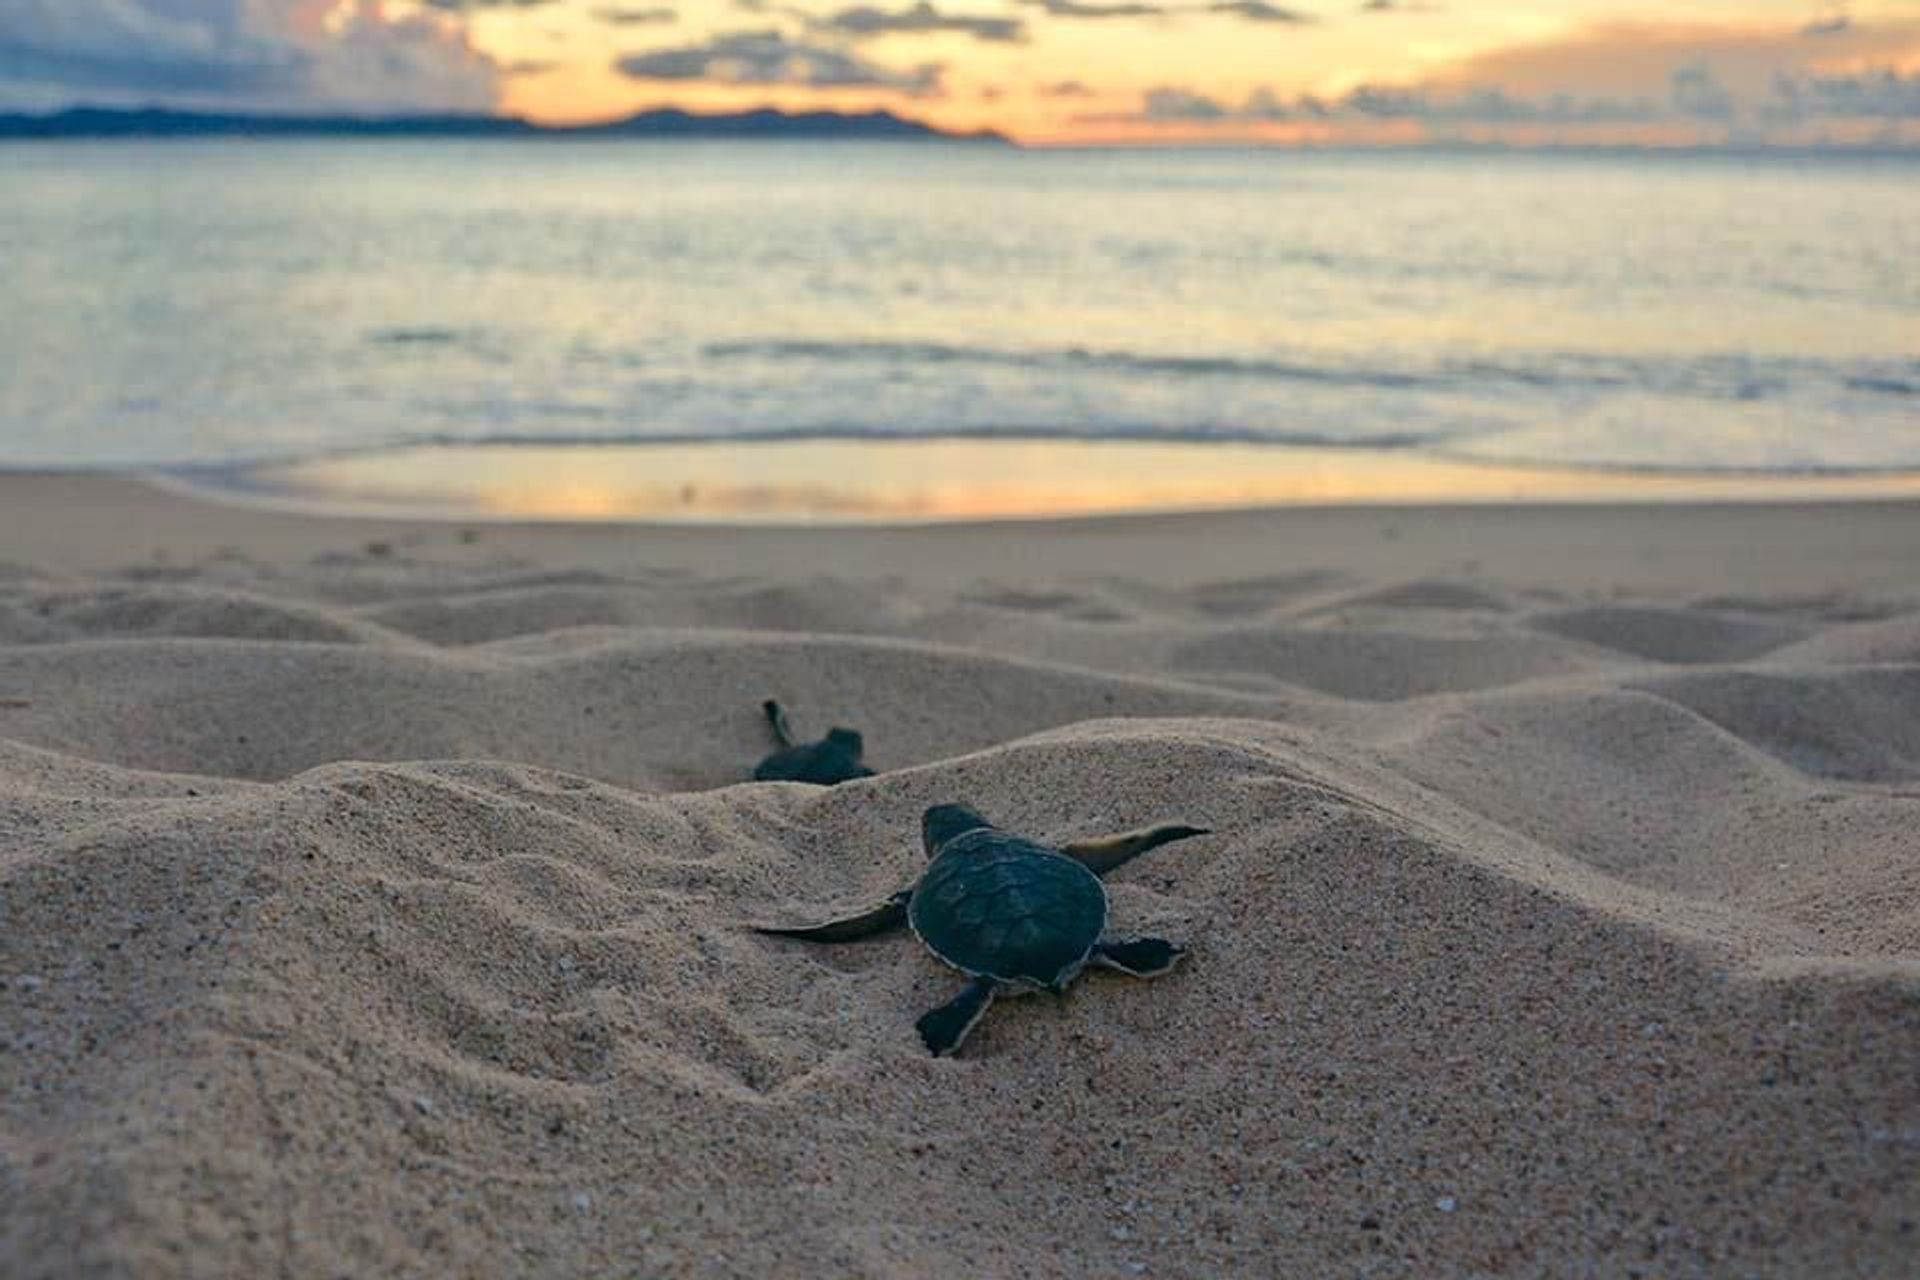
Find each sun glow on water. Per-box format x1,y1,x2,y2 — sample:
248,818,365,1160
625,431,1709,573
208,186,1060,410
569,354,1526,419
204,440,1920,524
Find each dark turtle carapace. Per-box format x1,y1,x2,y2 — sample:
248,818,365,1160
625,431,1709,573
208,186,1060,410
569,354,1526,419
752,699,875,786
757,804,1207,1056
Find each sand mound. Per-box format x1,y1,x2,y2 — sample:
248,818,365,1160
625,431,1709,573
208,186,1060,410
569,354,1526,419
3,489,1918,1277
1534,605,1807,664
0,631,1293,792
1171,627,1602,700
1639,667,1920,783
1771,610,1920,666
5,727,1916,1278
24,586,399,647
1312,578,1518,615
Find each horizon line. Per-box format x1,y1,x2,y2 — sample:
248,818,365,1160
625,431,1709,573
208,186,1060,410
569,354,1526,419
4,104,1918,156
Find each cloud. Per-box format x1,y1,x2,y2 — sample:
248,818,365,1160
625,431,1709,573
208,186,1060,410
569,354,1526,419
1139,86,1310,120
0,1,302,99
0,0,499,113
1017,0,1169,19
1040,79,1092,97
1437,18,1920,103
1768,68,1920,120
815,2,1025,43
1351,83,1660,123
1442,18,1920,131
1111,18,1920,138
593,5,678,23
419,0,555,9
1667,61,1736,120
614,28,943,94
1140,86,1228,119
1207,1,1311,23
1123,65,1917,131
1018,0,1317,24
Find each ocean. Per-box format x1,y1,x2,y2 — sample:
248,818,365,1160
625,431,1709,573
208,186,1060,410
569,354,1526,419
1,140,1915,479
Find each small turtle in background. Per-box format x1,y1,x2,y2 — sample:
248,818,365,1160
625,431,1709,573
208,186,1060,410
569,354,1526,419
757,803,1207,1056
753,699,875,786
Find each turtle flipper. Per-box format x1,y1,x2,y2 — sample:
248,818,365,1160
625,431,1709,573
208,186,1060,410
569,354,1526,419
916,978,997,1056
762,699,796,749
753,889,912,942
1091,938,1186,977
1061,824,1210,876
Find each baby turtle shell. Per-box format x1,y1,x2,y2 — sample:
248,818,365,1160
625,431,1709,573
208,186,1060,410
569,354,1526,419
909,831,1108,991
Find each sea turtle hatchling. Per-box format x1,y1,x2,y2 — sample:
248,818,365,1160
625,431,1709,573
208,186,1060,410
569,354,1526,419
752,699,875,786
756,803,1207,1056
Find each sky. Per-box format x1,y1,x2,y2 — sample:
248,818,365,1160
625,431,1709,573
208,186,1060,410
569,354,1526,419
0,0,1916,144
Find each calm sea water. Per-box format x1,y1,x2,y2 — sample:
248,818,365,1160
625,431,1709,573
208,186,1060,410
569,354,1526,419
0,141,1915,474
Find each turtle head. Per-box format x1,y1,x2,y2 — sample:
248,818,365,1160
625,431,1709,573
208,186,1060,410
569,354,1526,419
825,727,864,756
921,803,992,857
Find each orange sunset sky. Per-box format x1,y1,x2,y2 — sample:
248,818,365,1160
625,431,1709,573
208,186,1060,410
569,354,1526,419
2,1,1917,144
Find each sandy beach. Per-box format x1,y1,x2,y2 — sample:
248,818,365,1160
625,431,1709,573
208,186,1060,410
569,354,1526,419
2,474,1916,1277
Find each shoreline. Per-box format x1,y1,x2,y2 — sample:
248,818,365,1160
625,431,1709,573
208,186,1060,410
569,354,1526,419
7,470,1920,595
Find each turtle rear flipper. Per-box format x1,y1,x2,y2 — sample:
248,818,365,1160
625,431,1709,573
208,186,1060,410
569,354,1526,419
1090,938,1186,977
916,979,997,1056
762,699,796,748
1061,824,1210,876
753,889,912,942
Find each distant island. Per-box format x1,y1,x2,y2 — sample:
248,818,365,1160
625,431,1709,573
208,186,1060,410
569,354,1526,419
0,105,1010,145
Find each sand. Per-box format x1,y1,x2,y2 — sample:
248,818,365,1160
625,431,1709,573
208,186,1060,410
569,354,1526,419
1,475,1916,1278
